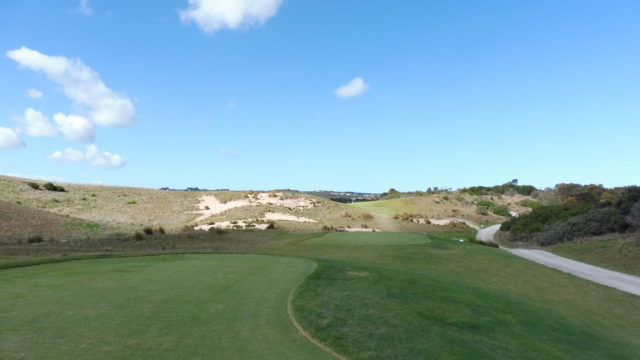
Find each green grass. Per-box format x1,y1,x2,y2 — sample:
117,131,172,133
549,236,640,276
306,232,430,246
0,254,331,360
260,232,640,359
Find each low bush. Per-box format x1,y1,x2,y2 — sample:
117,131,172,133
518,199,541,209
266,221,276,230
475,206,489,216
359,214,374,221
127,201,137,205
25,182,40,190
27,235,44,244
476,200,496,208
133,232,143,241
492,206,511,217
143,227,154,235
157,227,166,235
43,182,65,192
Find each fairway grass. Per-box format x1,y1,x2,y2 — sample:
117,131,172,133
263,233,640,359
0,254,331,360
306,232,430,246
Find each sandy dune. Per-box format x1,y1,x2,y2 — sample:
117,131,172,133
192,193,318,222
429,218,480,230
263,212,317,223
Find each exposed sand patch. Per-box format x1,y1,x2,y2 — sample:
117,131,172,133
194,221,270,231
428,218,480,230
263,212,317,223
192,193,319,222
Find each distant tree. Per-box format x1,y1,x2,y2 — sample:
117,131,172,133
510,179,519,185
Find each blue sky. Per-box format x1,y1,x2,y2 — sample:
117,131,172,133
1,0,639,192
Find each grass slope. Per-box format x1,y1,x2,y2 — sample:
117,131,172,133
549,235,640,276
0,254,331,360
0,200,106,242
261,233,640,359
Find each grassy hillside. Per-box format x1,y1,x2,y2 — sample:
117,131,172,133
350,192,532,224
549,234,640,276
0,200,108,242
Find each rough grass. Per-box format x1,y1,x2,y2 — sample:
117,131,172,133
260,233,640,359
0,200,108,242
0,254,332,360
549,234,640,276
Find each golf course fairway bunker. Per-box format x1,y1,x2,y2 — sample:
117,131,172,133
307,232,430,246
0,254,332,360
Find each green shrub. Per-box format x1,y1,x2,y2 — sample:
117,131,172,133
266,221,276,230
143,227,153,235
126,201,137,205
518,199,541,209
43,182,65,192
25,182,40,190
477,200,496,208
492,207,511,217
475,206,489,216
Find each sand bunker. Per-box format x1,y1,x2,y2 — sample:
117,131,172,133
192,193,318,222
263,212,317,223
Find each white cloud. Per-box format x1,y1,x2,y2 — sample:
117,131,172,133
221,148,238,156
15,108,57,138
53,113,94,142
6,47,135,127
0,127,23,149
47,144,126,168
77,0,94,16
179,0,282,34
335,77,369,98
47,147,86,163
25,89,43,99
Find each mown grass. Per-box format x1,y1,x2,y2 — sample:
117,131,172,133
0,254,331,360
549,235,640,276
260,232,640,359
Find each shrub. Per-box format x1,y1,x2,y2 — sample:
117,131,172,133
90,193,97,197
518,199,541,209
133,232,144,241
266,221,276,230
43,182,65,192
143,227,153,235
359,214,374,221
475,206,489,216
126,201,137,205
25,182,40,190
477,200,496,208
492,206,511,217
80,197,87,201
157,227,166,234
27,235,44,244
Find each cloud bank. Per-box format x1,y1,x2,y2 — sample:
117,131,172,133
15,108,57,138
335,77,369,98
6,46,135,127
47,145,126,168
180,0,282,34
0,127,23,149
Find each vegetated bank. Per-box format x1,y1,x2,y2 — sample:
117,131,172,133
499,183,640,274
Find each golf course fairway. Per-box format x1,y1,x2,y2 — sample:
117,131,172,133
0,254,332,360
